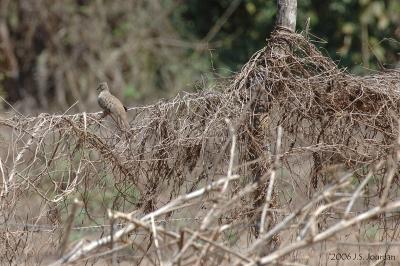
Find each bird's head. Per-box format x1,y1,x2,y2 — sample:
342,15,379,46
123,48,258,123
96,82,109,93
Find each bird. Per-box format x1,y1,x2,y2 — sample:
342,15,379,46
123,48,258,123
96,82,129,129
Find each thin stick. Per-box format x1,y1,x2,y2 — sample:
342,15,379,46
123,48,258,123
248,173,353,254
251,200,400,265
60,176,239,263
299,197,350,239
344,160,383,218
171,120,238,264
49,240,85,266
59,198,83,257
0,157,7,197
112,211,180,239
194,229,219,266
222,118,236,192
202,0,241,43
184,228,252,263
9,118,46,185
151,215,163,266
142,174,239,221
109,209,117,266
260,126,283,234
380,120,400,205
0,95,24,117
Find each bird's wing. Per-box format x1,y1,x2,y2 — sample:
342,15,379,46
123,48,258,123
97,93,110,112
107,94,126,113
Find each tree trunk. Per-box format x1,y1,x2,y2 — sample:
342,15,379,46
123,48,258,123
276,0,297,32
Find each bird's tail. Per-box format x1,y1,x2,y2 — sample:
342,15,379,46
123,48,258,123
117,113,132,139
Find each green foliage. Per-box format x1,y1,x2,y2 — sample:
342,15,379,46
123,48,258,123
223,229,239,246
172,0,276,71
173,0,400,73
350,175,359,186
364,223,379,240
123,84,142,100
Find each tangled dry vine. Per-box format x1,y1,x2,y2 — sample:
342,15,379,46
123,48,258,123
1,29,400,265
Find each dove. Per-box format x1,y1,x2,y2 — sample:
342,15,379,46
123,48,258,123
96,82,129,129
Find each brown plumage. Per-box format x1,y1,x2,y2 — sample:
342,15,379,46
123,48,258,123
97,82,129,129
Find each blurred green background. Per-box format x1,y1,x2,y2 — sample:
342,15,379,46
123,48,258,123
0,0,399,113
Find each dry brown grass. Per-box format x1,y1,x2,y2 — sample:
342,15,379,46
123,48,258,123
1,29,400,265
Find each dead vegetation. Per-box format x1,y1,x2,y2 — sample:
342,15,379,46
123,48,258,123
1,29,400,265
